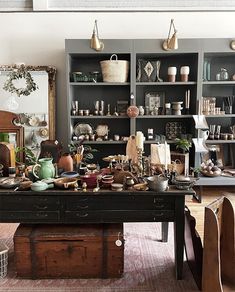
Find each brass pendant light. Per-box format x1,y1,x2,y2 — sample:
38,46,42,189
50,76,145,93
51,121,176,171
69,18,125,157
162,19,178,51
90,20,104,51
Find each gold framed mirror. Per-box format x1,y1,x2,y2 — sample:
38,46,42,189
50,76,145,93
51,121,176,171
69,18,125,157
0,65,56,157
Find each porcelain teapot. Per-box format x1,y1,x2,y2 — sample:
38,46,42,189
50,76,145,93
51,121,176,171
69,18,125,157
32,158,55,180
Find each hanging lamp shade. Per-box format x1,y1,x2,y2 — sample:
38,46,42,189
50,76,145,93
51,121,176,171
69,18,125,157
162,19,178,51
90,20,104,51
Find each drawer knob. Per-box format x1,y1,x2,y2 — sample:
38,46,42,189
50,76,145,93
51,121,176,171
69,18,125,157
76,212,88,217
34,204,48,210
36,213,48,218
75,204,88,209
153,198,164,203
153,213,164,220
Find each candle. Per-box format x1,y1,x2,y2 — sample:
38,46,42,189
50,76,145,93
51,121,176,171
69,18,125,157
151,144,158,164
165,141,168,170
136,131,144,150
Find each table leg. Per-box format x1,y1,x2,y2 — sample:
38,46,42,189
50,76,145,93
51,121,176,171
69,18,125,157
193,186,202,203
161,222,169,242
174,196,185,280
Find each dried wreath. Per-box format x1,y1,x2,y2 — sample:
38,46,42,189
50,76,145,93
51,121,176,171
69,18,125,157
3,65,38,97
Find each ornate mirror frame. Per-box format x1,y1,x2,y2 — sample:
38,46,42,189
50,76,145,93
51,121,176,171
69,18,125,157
0,65,56,142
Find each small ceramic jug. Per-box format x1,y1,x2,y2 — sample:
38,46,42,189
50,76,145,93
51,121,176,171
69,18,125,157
199,129,209,140
32,158,55,180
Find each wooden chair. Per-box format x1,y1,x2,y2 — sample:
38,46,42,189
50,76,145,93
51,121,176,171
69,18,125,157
202,196,235,292
185,206,203,289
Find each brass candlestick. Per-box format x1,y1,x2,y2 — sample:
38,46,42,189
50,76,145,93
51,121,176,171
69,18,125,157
137,147,144,177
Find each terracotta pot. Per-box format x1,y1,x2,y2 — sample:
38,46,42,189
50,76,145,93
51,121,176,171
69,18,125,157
58,153,73,172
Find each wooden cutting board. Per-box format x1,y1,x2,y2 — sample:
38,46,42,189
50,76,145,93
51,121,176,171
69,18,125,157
126,135,138,164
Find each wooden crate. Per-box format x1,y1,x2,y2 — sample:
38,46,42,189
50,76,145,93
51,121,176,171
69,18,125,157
14,224,124,279
171,151,189,176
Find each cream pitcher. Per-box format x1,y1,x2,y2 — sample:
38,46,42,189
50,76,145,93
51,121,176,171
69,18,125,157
32,158,55,180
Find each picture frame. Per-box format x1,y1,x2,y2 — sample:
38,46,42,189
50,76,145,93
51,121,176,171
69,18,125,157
145,91,165,113
117,100,129,116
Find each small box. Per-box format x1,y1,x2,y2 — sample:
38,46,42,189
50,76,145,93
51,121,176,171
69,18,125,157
14,224,124,279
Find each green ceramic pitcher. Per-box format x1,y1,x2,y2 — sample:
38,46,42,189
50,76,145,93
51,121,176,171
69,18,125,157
32,158,55,180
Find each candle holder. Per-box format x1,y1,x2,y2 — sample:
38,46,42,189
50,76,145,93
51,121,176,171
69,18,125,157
136,147,144,177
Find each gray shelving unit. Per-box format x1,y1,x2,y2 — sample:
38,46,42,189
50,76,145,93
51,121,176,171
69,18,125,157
65,38,235,168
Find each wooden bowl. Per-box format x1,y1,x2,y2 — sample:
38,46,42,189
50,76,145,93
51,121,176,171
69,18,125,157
200,170,222,177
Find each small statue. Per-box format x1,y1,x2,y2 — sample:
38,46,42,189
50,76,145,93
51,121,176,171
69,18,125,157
82,182,87,192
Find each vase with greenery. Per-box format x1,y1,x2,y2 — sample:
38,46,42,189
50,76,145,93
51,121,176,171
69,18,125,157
68,142,98,164
175,138,192,154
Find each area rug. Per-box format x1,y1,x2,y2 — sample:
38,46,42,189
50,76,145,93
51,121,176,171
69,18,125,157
0,223,198,292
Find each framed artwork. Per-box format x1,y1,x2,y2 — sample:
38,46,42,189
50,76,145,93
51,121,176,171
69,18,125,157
145,91,165,112
117,100,129,116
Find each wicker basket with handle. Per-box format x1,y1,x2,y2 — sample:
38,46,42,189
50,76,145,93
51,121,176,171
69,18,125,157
151,159,184,175
100,54,129,83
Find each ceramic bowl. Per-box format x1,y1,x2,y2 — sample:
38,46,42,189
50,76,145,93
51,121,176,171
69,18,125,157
81,173,101,188
102,175,114,182
61,171,79,178
147,176,168,192
111,183,123,191
31,181,49,191
54,177,78,189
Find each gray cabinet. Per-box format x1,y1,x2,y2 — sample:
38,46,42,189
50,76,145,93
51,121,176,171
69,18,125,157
65,38,235,168
201,52,235,168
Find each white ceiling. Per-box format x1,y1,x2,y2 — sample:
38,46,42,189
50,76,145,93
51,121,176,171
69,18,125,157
1,0,235,11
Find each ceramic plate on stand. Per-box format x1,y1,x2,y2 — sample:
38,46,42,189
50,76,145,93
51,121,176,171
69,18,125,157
74,123,93,136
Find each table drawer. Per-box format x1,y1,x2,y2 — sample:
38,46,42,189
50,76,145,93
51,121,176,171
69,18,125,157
65,196,175,211
0,196,60,211
64,210,174,223
0,211,59,222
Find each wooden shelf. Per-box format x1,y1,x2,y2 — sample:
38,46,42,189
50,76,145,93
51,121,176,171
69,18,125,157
205,114,235,118
70,82,130,86
70,115,129,119
205,140,235,144
144,140,176,144
137,115,193,119
71,140,127,145
203,81,235,85
136,81,197,86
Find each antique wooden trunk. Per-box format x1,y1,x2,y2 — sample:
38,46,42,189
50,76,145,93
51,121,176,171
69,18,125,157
14,224,124,279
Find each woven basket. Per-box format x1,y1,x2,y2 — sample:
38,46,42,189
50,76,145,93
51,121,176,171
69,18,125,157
100,54,129,83
151,159,184,175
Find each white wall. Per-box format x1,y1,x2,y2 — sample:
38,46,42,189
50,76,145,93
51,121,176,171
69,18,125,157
0,11,235,145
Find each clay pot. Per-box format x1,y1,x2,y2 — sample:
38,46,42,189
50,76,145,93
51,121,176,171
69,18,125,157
58,153,73,172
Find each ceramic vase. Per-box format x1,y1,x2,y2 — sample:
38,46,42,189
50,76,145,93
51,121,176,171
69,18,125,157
58,153,74,172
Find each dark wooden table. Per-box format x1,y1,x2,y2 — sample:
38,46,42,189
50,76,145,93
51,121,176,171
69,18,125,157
0,187,194,280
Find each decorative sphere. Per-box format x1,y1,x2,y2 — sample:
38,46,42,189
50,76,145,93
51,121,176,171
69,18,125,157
127,105,139,118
